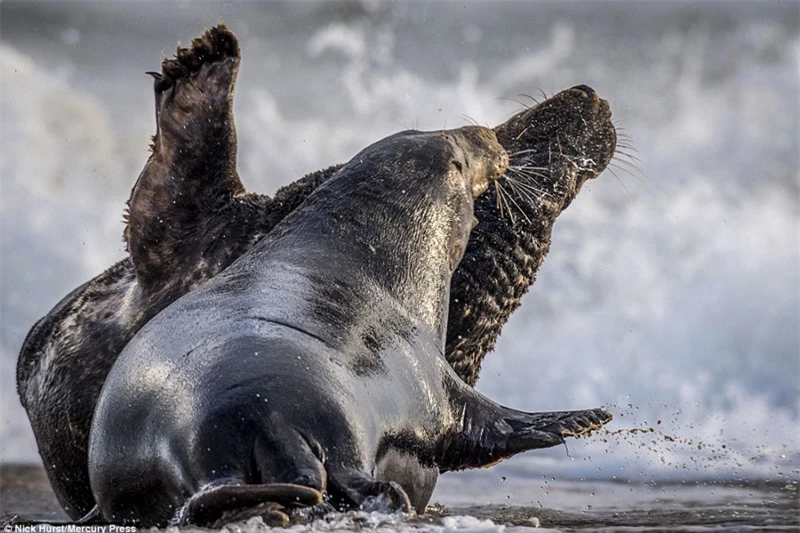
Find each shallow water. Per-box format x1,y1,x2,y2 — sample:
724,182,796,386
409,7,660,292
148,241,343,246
1,464,797,532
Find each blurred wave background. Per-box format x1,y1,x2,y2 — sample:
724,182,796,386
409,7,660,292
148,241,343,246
1,0,797,493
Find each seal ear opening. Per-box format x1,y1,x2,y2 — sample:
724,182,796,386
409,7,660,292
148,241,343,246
177,482,322,527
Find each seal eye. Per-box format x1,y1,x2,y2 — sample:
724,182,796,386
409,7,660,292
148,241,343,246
451,160,463,173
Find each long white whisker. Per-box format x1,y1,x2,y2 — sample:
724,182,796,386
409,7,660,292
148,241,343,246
505,170,557,200
502,183,533,224
607,167,632,198
504,176,542,207
508,166,553,187
610,161,645,184
495,182,516,225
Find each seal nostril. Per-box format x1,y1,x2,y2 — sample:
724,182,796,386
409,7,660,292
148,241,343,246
570,84,596,98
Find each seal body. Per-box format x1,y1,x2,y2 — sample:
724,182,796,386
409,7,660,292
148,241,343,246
88,127,609,527
89,127,499,524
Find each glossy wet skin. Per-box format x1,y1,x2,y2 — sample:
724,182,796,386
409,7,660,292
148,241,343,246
88,126,515,525
87,124,611,525
17,25,616,520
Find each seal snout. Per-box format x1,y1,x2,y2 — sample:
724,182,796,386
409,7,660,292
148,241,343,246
494,149,510,181
570,84,596,98
568,84,613,121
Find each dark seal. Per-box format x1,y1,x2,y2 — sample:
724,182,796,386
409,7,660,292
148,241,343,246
88,124,610,527
16,25,617,520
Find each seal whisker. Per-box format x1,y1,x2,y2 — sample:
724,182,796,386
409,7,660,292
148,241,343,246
537,88,549,101
493,182,505,220
612,153,643,169
498,96,531,111
505,167,550,190
615,143,638,155
494,181,517,225
389,109,413,131
606,166,633,198
506,148,544,158
505,166,541,181
504,173,550,201
507,166,554,189
505,182,541,209
507,164,550,180
504,171,556,201
611,154,646,178
518,93,542,106
503,174,543,199
495,182,511,223
609,161,645,186
514,125,531,141
501,181,538,222
553,134,565,160
460,114,480,127
615,149,644,166
502,184,533,224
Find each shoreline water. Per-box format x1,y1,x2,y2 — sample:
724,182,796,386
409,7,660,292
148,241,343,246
2,464,797,531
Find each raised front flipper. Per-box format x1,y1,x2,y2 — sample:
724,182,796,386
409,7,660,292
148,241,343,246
125,24,245,289
439,385,611,471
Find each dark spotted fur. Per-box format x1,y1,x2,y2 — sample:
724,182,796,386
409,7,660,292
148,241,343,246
448,85,617,385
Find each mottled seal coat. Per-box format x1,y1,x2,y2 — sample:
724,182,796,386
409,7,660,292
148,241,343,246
16,26,617,519
88,124,610,527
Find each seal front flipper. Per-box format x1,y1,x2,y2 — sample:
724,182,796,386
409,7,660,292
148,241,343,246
125,24,246,289
326,466,413,514
439,385,611,471
177,483,322,528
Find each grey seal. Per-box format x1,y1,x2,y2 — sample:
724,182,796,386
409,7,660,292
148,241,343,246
88,124,610,526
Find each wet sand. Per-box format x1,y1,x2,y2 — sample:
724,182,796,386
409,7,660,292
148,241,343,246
1,464,67,524
2,463,797,531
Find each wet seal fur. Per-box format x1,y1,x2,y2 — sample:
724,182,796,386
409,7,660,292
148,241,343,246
88,124,610,527
16,25,617,520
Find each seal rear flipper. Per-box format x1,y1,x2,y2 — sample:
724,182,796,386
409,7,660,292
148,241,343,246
176,483,322,528
126,24,246,289
440,386,611,471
